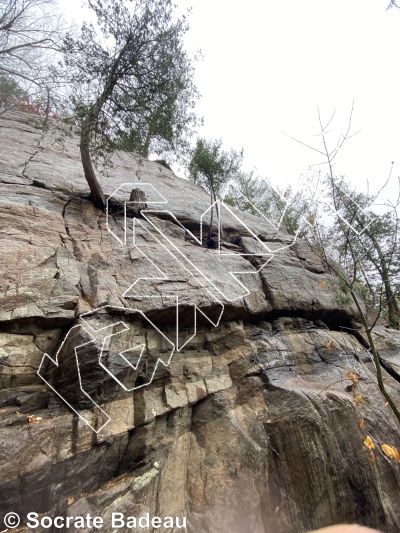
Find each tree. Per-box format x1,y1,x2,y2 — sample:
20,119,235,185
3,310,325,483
283,106,400,424
188,137,243,243
224,170,270,216
323,177,400,329
62,0,200,209
224,168,317,237
0,73,26,108
0,0,65,83
114,84,200,159
0,0,70,119
223,104,400,425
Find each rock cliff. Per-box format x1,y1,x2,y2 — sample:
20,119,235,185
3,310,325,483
1,111,400,533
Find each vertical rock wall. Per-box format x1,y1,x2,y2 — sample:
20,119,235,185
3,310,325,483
1,112,400,533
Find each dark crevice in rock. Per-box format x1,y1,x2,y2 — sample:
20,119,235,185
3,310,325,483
258,308,355,334
0,315,75,330
31,178,48,189
21,148,41,178
62,198,72,238
378,356,400,386
0,306,354,340
349,329,370,351
0,176,31,185
20,125,49,181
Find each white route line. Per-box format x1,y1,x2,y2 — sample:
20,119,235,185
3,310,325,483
328,182,375,236
37,324,111,433
106,183,168,245
40,179,307,433
138,208,272,303
37,305,175,431
126,218,224,350
80,305,175,390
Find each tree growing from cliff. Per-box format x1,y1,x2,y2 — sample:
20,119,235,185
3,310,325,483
223,104,400,426
188,137,243,243
63,0,200,209
324,176,400,329
286,105,400,425
224,169,317,237
233,168,400,324
223,170,270,216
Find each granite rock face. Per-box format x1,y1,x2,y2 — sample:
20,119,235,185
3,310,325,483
1,112,400,533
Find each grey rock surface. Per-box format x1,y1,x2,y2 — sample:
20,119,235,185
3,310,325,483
1,112,400,533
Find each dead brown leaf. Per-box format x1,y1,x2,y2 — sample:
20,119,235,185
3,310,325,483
353,393,365,409
381,444,400,463
364,435,375,450
26,415,43,424
369,451,375,465
346,369,360,385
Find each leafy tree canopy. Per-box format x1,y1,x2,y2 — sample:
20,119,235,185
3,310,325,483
188,137,243,197
0,73,26,107
62,0,200,207
188,137,244,243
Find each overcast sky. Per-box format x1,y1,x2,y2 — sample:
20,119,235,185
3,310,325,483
62,0,400,204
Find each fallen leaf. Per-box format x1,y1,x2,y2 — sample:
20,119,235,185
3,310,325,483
393,447,400,463
26,415,43,424
319,281,327,289
381,444,400,462
369,451,375,465
326,339,334,349
67,497,74,505
364,435,375,450
346,370,360,383
346,370,360,385
353,393,365,409
359,418,365,430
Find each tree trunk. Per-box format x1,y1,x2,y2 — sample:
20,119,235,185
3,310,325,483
79,78,116,210
211,182,224,242
350,287,400,425
42,86,51,129
142,127,152,158
80,118,106,209
208,189,214,242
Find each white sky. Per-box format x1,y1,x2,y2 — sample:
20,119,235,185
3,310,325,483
61,0,400,203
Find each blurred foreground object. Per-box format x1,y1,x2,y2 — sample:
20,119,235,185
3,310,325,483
310,525,383,533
